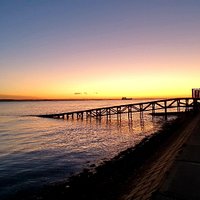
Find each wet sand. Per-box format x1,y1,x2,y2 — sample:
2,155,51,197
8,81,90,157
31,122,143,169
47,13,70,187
11,112,197,200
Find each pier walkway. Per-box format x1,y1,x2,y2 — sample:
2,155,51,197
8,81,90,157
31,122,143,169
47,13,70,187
38,98,200,120
120,113,200,200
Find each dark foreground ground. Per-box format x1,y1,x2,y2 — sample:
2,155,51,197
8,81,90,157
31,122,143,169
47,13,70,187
153,112,200,200
10,112,197,200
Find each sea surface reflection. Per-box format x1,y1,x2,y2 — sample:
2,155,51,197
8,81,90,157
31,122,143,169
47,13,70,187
0,100,173,199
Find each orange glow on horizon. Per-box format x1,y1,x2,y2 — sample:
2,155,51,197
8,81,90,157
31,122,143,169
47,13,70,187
1,1,200,100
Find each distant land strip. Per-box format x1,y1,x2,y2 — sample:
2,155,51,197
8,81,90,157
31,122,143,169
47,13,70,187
0,98,158,102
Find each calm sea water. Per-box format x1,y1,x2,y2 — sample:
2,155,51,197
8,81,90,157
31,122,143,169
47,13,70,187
0,100,172,199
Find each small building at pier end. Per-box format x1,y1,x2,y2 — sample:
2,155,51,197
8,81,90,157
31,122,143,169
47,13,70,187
192,88,200,98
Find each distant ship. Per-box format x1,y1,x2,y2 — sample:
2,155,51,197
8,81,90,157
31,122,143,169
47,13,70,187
121,97,132,100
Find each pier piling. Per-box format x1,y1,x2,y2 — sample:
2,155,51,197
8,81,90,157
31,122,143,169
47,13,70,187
38,98,200,120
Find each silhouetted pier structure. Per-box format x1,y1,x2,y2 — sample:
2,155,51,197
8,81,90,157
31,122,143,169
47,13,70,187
38,98,200,120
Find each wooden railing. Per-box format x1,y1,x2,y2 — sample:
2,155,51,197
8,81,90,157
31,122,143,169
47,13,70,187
38,98,200,120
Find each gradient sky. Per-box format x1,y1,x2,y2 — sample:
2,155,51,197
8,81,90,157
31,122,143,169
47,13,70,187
0,0,200,99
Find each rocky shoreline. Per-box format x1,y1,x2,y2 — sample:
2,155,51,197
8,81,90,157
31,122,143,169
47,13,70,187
11,113,196,200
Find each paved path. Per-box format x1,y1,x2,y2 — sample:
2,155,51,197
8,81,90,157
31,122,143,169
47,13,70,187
120,113,200,200
154,113,200,200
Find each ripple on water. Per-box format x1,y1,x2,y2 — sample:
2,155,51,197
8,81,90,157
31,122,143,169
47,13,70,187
0,100,173,199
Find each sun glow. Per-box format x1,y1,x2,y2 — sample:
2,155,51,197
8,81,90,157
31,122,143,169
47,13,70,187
0,1,200,100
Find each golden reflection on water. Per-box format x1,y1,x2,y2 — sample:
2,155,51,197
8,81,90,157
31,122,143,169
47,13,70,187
58,112,163,160
0,100,172,199
0,110,166,164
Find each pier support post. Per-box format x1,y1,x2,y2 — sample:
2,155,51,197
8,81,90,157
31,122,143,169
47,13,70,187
128,106,132,120
177,99,180,112
185,99,189,112
164,101,167,120
164,101,167,114
193,98,198,113
152,103,155,115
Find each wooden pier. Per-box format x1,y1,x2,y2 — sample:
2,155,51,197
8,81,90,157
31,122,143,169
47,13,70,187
38,98,200,120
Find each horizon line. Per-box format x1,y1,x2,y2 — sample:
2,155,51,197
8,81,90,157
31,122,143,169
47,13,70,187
0,96,191,102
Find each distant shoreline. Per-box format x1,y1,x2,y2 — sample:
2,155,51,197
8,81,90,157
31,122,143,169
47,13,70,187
0,98,158,102
0,99,119,102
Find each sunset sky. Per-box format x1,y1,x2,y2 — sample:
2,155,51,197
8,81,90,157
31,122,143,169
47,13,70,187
0,0,200,99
